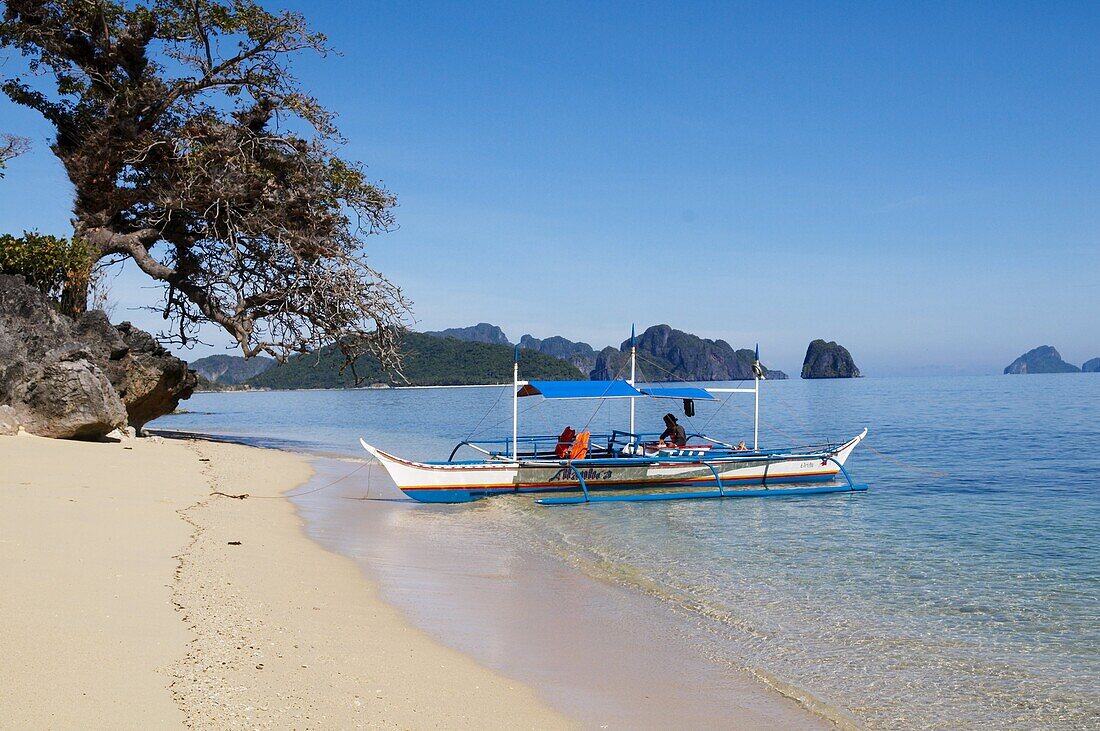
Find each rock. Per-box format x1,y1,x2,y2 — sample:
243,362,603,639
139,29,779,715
519,334,597,375
0,404,20,435
0,273,194,438
1082,358,1100,373
1003,346,1080,375
589,325,783,382
23,346,128,438
108,322,197,430
424,323,511,345
590,346,626,381
801,340,860,379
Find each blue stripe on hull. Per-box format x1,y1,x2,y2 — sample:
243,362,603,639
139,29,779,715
398,472,860,504
536,482,868,505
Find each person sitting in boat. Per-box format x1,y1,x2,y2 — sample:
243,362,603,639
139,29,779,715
659,413,687,447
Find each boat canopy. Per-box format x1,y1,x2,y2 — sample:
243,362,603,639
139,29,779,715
517,380,643,399
640,386,716,401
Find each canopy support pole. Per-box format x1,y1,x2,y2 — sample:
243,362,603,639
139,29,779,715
512,347,519,459
628,325,636,437
754,374,760,451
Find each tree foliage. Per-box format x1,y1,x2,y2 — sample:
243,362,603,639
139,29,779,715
0,230,91,299
0,0,409,366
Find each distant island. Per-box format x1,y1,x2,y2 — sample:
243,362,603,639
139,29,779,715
519,334,598,375
1082,357,1100,373
247,332,581,389
191,354,275,385
194,323,790,390
589,325,787,381
423,323,511,346
1003,346,1080,374
801,340,860,378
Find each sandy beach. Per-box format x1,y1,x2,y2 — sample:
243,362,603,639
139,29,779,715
0,433,569,729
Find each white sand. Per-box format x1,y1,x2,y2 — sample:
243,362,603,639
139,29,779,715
0,434,571,729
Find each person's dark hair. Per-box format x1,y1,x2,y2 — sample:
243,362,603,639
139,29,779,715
663,412,678,425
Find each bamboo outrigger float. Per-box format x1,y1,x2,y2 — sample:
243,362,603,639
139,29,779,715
361,330,868,505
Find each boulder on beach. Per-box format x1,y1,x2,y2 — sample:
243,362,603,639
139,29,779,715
0,273,196,438
801,340,860,379
1003,346,1080,374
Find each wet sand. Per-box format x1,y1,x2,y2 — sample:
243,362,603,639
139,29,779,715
294,457,835,730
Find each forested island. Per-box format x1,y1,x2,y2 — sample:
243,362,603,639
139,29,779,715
193,323,790,390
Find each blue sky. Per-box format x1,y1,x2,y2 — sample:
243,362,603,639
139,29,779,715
2,1,1098,375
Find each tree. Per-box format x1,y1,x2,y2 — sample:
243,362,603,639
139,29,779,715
0,132,30,175
0,0,409,365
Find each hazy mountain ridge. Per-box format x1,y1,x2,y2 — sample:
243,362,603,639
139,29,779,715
519,334,597,375
190,353,275,384
423,323,511,346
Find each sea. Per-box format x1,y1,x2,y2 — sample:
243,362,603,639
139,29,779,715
151,375,1100,730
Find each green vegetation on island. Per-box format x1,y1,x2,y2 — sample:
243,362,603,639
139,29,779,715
247,332,583,389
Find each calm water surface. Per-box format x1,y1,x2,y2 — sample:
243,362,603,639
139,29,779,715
154,375,1100,730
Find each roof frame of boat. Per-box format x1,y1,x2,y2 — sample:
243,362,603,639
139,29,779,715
508,328,763,461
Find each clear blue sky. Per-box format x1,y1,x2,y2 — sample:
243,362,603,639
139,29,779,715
2,1,1098,375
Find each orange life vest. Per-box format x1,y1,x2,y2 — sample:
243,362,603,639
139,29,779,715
568,431,590,460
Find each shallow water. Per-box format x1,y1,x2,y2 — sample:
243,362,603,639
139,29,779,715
154,375,1100,730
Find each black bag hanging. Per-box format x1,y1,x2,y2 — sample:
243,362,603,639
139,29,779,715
683,398,695,417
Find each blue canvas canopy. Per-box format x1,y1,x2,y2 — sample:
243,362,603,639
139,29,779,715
640,386,717,401
518,380,643,399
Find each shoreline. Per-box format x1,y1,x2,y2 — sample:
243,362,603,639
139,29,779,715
291,456,838,730
0,433,569,728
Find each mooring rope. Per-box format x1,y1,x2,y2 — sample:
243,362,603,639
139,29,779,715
208,458,372,500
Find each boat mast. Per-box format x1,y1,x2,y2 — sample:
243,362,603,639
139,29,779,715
512,345,519,459
752,344,762,450
629,324,636,436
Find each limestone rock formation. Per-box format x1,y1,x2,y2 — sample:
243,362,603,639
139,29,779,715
190,353,275,384
801,340,860,379
1003,346,1080,374
0,273,195,438
519,334,597,375
1081,357,1100,373
424,322,511,346
589,325,783,381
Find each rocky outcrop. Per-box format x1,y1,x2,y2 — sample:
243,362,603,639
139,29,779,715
190,353,275,385
424,323,511,345
589,325,783,381
0,273,195,438
90,319,197,429
1003,346,1080,374
801,340,860,379
1081,358,1100,373
519,334,597,375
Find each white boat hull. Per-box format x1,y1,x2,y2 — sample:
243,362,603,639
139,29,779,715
360,429,867,503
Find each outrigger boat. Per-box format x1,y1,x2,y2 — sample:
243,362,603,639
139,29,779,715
361,334,868,505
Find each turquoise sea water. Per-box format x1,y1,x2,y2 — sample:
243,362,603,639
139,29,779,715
153,375,1100,730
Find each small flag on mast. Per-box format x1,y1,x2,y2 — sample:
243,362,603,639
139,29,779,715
752,343,765,380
